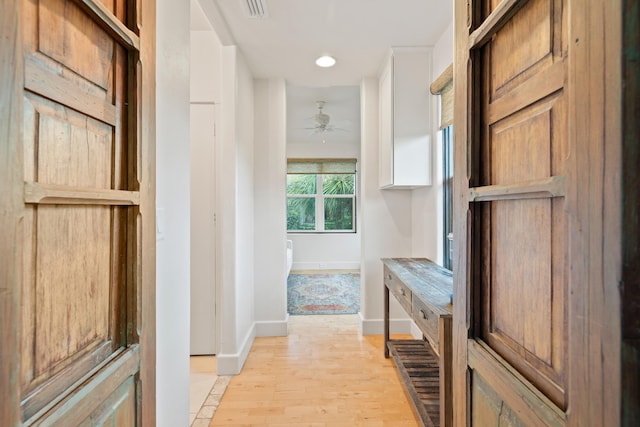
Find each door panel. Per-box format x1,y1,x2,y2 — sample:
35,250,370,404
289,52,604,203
2,0,155,424
37,0,115,90
481,90,568,405
455,0,569,424
471,371,527,427
78,376,136,427
488,0,559,98
489,96,562,184
14,0,152,424
455,0,623,425
25,94,114,187
478,0,569,407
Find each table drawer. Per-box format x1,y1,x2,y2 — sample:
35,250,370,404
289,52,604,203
385,268,412,314
412,297,440,352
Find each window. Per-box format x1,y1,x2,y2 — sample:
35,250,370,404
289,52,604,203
431,64,454,269
287,159,356,233
442,126,453,270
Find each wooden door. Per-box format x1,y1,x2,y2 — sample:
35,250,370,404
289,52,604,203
453,0,622,426
0,0,156,425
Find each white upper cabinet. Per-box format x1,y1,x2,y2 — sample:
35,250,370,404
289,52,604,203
379,47,432,189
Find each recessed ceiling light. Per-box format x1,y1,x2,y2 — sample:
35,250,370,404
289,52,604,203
315,55,336,68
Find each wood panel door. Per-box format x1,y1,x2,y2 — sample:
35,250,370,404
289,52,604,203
1,0,156,425
453,0,622,426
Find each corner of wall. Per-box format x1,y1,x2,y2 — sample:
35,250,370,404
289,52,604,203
255,314,289,337
216,323,256,375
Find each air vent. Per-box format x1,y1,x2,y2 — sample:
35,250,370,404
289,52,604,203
244,0,269,18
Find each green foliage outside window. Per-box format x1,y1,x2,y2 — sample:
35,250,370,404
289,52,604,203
287,173,355,232
324,197,353,230
322,174,354,195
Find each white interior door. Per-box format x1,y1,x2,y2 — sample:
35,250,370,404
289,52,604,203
190,103,217,355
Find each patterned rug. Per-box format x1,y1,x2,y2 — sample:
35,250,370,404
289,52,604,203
287,272,360,315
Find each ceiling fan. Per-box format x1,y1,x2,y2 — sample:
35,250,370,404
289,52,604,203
304,101,348,135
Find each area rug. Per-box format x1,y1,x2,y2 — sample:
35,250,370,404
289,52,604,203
287,272,360,315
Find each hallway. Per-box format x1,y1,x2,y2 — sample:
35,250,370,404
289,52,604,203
209,315,419,426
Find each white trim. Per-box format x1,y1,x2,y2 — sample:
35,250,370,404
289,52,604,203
358,312,414,335
255,315,289,337
216,324,256,375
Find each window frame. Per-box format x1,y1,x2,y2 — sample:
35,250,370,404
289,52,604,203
442,125,454,270
286,161,357,234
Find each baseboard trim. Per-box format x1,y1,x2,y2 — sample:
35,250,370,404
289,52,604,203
359,313,414,335
255,315,289,337
216,324,256,375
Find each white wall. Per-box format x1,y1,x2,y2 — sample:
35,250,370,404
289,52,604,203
359,78,413,335
190,31,221,102
286,140,361,270
432,21,454,78
287,140,360,158
234,51,255,350
287,234,360,271
190,28,221,354
215,46,257,375
411,22,454,265
359,23,453,335
156,0,191,424
193,6,454,384
253,79,288,336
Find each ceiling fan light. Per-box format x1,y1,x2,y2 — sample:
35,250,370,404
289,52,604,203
315,55,336,68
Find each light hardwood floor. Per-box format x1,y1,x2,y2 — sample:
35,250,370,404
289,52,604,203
209,314,419,427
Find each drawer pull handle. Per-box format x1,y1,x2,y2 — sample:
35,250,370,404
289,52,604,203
419,309,427,319
387,274,392,280
400,288,406,296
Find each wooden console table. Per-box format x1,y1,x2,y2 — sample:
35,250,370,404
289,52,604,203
383,258,453,427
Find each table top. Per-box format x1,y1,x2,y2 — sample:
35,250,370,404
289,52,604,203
382,258,453,316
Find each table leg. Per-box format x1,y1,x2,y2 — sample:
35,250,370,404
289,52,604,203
384,284,390,358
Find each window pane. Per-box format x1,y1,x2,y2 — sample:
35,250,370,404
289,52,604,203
322,174,354,195
287,197,316,230
324,197,353,230
287,174,316,195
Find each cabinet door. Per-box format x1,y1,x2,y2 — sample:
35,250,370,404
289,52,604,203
392,48,431,187
378,48,431,189
453,0,622,426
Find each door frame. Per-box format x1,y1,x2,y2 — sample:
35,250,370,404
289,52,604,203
138,0,157,423
621,0,640,423
0,0,23,424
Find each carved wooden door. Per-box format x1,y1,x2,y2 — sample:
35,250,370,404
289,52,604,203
1,0,155,424
453,0,622,426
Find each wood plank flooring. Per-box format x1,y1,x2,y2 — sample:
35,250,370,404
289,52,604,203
210,314,420,427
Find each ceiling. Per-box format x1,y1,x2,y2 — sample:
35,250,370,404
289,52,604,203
192,0,453,144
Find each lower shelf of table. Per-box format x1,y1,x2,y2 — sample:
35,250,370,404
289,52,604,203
387,339,441,427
